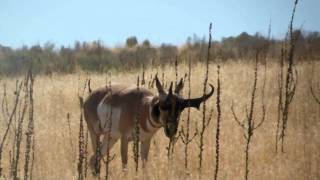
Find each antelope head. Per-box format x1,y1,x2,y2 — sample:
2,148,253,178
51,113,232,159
153,75,214,139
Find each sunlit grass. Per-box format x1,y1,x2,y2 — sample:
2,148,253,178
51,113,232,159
0,60,319,180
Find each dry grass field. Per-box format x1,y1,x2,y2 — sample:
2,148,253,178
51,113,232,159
0,60,320,180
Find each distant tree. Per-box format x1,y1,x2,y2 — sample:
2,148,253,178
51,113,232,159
304,31,320,59
30,45,42,54
142,39,151,48
186,36,192,47
1,30,320,76
159,44,178,65
60,46,76,73
126,36,138,48
74,41,82,51
43,42,55,51
180,35,207,63
136,44,157,66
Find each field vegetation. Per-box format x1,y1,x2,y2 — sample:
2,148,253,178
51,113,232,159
0,1,320,179
0,59,319,179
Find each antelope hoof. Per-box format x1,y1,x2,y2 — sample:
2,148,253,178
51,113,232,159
122,164,128,174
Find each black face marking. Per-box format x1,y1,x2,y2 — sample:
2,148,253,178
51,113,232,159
152,103,160,118
160,102,171,111
154,76,214,139
159,94,185,138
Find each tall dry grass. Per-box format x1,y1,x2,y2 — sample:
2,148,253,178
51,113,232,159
0,60,319,180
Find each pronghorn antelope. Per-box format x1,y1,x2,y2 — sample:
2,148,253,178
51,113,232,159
83,75,214,171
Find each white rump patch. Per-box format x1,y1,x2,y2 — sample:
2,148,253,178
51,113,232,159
97,102,122,138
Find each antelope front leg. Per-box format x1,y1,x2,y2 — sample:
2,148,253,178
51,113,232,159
88,131,100,174
90,134,118,175
140,139,151,168
100,135,118,157
88,129,98,153
121,137,129,170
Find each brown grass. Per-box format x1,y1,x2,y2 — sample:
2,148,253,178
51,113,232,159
0,60,319,180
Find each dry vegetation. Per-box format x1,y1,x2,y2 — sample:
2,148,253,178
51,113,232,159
0,59,319,180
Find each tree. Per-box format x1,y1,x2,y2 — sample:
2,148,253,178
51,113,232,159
126,36,138,48
159,44,178,65
142,39,151,48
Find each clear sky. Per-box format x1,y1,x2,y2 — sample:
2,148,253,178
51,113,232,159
0,0,319,48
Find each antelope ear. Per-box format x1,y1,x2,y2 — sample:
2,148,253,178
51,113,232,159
155,74,166,96
174,78,184,94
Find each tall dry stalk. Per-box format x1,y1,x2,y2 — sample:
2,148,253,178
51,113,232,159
166,134,180,161
83,78,92,177
198,22,214,171
161,73,165,88
66,113,74,153
214,65,221,180
310,65,320,107
12,75,29,179
174,56,178,86
104,80,114,180
148,74,154,89
1,83,10,121
83,125,89,178
77,78,89,180
310,83,320,106
166,56,182,160
0,81,23,177
10,83,19,176
88,79,92,94
30,120,36,178
141,64,146,86
23,69,35,180
180,58,197,170
133,76,141,172
276,43,285,153
278,0,299,153
231,53,266,180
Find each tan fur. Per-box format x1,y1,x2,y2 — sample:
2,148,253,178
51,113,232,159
83,84,162,170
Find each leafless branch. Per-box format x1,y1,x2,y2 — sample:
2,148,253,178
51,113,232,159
231,102,245,130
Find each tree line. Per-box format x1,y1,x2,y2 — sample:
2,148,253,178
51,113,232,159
0,30,319,76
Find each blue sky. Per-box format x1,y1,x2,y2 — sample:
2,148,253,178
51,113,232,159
0,0,319,48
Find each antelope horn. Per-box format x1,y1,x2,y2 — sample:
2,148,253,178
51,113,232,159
174,78,184,94
182,84,214,109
